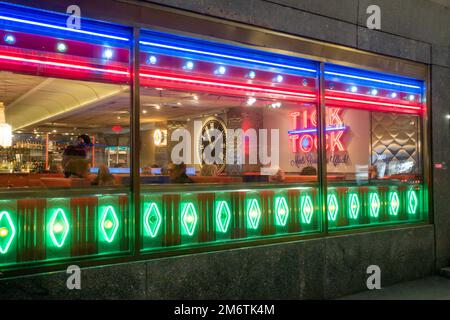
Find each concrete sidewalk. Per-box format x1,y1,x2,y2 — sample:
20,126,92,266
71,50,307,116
340,276,450,300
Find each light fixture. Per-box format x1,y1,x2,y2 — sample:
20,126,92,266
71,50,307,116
350,86,358,93
302,79,308,86
270,102,282,109
370,89,378,96
390,92,398,98
215,66,226,75
275,75,284,83
184,61,194,70
246,97,256,106
193,95,199,101
56,42,67,53
3,34,15,44
248,71,256,79
155,105,161,110
408,94,415,101
0,103,12,147
142,110,148,114
103,48,114,59
148,55,157,65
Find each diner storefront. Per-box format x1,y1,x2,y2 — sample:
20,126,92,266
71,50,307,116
0,0,431,286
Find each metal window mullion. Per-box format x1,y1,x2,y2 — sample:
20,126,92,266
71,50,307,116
130,27,141,256
317,62,328,234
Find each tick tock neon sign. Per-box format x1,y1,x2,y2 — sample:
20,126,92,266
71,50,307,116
288,107,348,153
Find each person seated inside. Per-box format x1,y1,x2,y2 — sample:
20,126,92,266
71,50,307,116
269,167,286,182
91,164,116,187
63,158,90,179
301,166,317,176
169,162,193,183
200,164,217,176
62,134,91,178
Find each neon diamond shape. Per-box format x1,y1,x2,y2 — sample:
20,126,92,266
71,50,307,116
300,195,314,224
216,201,231,233
407,190,418,215
389,192,400,216
369,192,381,218
49,208,69,248
348,193,360,220
327,194,339,222
100,206,119,243
247,198,261,229
275,196,289,226
0,211,15,254
181,202,198,236
144,203,162,238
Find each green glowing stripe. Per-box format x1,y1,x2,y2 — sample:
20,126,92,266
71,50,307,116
407,190,418,215
369,192,381,218
247,198,261,230
389,191,400,216
300,194,314,225
181,202,198,236
348,193,360,220
274,196,289,227
144,202,162,238
100,206,119,243
49,208,70,248
327,194,339,222
0,211,15,254
216,200,231,233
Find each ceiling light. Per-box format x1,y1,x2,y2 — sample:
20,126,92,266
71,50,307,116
148,55,157,64
184,61,195,70
3,34,15,45
247,97,256,106
56,42,67,53
103,48,114,59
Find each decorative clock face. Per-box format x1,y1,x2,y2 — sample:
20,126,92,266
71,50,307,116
199,118,227,174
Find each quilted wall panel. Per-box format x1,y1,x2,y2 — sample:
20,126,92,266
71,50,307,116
371,112,421,176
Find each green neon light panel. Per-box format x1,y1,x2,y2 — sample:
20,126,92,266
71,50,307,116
369,192,381,218
100,206,119,243
144,203,162,238
247,198,262,229
389,191,400,216
300,195,314,225
216,201,231,233
49,208,70,248
327,194,339,222
275,196,289,226
348,193,360,220
407,190,418,215
0,211,15,254
181,202,198,236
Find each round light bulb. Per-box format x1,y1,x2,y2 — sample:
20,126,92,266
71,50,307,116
56,42,67,53
103,48,114,59
104,220,114,229
248,71,256,79
4,34,16,44
148,55,157,64
53,223,64,233
350,86,358,93
0,227,8,238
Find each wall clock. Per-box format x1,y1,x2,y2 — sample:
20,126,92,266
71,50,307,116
199,118,227,174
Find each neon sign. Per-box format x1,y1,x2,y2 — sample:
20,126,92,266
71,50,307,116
288,108,348,153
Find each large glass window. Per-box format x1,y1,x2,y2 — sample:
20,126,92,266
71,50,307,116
0,2,131,190
324,64,426,230
138,30,322,249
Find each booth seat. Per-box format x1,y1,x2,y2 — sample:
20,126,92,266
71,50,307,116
190,176,243,184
